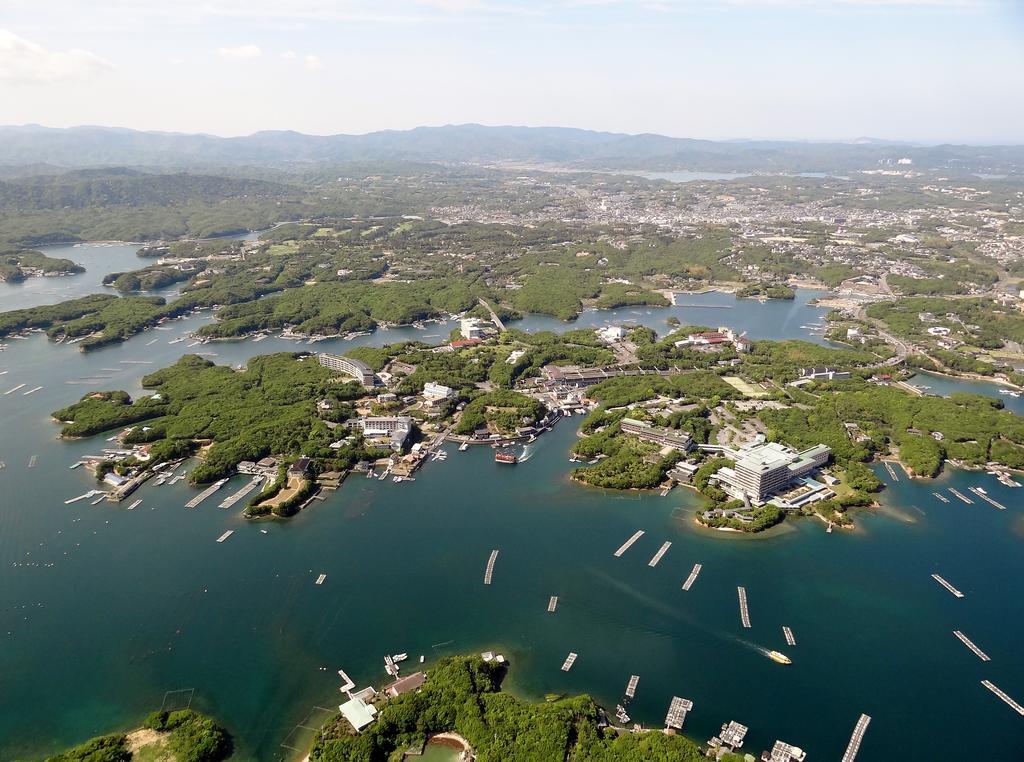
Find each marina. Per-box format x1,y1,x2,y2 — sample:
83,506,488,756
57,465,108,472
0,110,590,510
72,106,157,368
218,477,263,509
681,563,702,591
967,486,1006,510
783,626,796,647
215,530,234,543
625,674,639,699
953,630,990,661
560,652,577,672
980,681,1024,716
547,596,558,613
483,549,499,585
931,573,964,598
840,714,871,762
648,541,671,567
613,530,644,557
184,478,228,509
948,487,973,505
738,586,751,628
664,696,693,730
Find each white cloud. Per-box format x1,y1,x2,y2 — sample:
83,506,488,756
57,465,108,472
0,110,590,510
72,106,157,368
218,44,262,60
0,29,112,84
304,54,324,70
281,50,298,60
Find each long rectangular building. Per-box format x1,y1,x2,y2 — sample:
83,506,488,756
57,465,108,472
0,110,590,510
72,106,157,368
318,353,376,387
621,418,693,451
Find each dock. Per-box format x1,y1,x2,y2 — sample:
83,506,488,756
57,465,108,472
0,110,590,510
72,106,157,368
681,563,702,591
783,626,796,646
128,499,142,510
315,573,327,585
931,573,964,598
218,476,263,509
737,586,751,628
3,383,26,395
184,478,227,509
625,675,639,699
883,461,898,481
648,541,671,567
547,596,558,613
932,492,949,503
981,680,1024,715
483,549,499,585
560,652,577,672
215,530,234,543
614,530,644,557
664,696,693,730
840,714,871,762
953,630,990,661
64,490,102,504
27,455,37,468
968,487,1006,510
948,487,973,504
22,385,42,395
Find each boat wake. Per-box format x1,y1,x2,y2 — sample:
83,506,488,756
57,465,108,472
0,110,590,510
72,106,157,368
519,443,535,462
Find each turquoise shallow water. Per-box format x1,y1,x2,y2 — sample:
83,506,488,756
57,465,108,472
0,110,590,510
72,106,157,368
0,247,1022,760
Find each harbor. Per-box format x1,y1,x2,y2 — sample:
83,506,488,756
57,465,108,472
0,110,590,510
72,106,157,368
953,630,990,661
738,586,751,628
184,478,228,509
613,530,645,557
931,574,964,598
648,541,671,567
218,476,263,509
841,714,871,762
682,563,702,591
483,549,499,585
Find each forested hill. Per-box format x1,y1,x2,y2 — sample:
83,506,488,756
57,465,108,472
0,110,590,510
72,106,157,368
0,169,308,245
2,124,1022,174
0,168,289,211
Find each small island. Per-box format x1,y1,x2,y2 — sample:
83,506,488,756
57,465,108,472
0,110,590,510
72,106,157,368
0,248,84,282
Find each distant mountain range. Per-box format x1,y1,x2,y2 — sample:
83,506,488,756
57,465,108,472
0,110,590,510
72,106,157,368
0,124,1022,174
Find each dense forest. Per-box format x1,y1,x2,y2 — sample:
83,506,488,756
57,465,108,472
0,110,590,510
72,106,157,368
311,655,707,762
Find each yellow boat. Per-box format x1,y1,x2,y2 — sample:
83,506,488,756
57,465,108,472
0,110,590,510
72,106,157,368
768,650,792,665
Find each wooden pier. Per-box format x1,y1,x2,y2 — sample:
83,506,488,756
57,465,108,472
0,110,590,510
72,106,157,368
968,487,1006,510
953,630,990,661
625,675,639,699
614,530,644,557
315,573,327,585
648,541,671,567
840,714,871,762
681,563,702,591
932,573,964,598
483,549,499,585
664,696,693,730
932,492,949,503
948,487,973,504
737,586,751,628
560,652,577,672
547,596,558,613
218,476,263,509
783,626,796,646
215,530,234,543
185,479,227,509
981,680,1024,715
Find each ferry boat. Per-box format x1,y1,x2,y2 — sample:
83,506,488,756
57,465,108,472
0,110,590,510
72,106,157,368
495,451,517,465
767,650,792,665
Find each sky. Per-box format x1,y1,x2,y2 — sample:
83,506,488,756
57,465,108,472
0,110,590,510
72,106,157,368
1,0,1023,143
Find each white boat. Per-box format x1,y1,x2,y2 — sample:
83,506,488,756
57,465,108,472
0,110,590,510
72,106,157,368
393,653,408,662
976,487,988,495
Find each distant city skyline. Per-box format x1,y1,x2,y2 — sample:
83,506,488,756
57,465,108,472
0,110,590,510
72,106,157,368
1,0,1023,144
